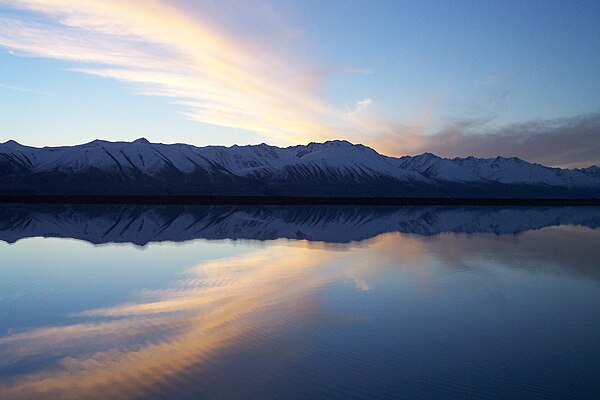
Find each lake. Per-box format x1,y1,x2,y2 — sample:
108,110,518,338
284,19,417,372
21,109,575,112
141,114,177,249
0,204,599,399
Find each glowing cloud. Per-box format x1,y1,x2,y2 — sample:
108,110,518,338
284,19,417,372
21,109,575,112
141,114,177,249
0,0,346,144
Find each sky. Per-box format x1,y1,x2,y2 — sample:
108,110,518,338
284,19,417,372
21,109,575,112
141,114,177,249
0,0,599,167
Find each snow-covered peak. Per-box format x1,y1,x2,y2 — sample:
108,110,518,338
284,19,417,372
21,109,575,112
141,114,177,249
416,152,440,159
82,139,109,146
133,137,151,145
321,139,354,147
1,139,22,148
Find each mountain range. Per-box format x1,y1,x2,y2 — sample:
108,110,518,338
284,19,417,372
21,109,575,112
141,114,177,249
1,138,599,198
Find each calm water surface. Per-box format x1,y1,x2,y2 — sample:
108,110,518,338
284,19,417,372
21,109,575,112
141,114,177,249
0,205,599,399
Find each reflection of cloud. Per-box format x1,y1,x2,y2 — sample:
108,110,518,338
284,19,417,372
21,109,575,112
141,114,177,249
0,244,338,400
1,225,599,398
366,225,600,282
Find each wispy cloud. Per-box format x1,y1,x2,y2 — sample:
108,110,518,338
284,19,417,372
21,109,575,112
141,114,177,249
0,82,57,96
347,97,372,116
0,0,345,144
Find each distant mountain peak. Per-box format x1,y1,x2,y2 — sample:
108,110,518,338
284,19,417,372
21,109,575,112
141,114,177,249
84,139,108,146
305,139,355,148
416,152,440,159
2,139,21,147
493,155,523,162
323,139,354,146
133,137,151,144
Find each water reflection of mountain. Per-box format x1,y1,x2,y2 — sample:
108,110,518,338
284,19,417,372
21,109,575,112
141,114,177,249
1,204,599,245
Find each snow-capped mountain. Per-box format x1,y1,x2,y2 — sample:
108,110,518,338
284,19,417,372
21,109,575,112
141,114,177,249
1,138,599,197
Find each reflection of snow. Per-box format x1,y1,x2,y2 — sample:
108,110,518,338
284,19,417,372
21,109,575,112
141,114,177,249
1,204,599,245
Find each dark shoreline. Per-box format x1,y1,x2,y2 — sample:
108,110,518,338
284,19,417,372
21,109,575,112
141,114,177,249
1,195,599,206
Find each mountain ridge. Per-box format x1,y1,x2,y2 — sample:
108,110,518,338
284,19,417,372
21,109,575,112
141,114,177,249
1,138,599,198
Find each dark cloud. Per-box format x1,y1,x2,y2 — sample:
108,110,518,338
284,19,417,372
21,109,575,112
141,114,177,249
423,112,600,168
370,112,600,168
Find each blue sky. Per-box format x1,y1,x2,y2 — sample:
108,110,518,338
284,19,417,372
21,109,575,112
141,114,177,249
0,0,599,166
